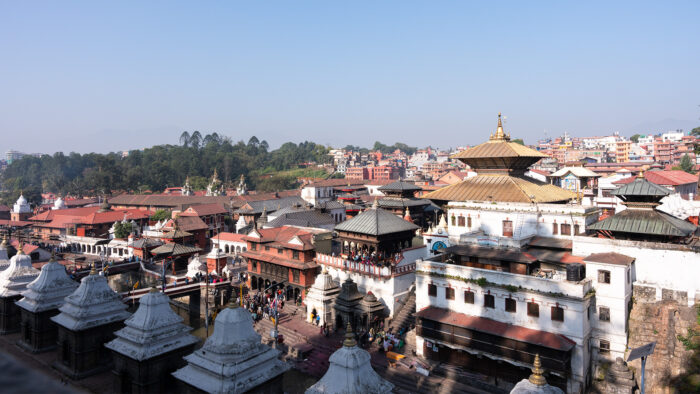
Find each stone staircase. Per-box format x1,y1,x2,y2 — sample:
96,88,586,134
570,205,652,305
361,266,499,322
390,286,416,334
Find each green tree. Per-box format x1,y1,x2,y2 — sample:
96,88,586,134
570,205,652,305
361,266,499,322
512,138,525,145
150,209,170,221
679,154,695,174
113,222,133,239
630,134,641,143
691,127,700,136
179,131,190,147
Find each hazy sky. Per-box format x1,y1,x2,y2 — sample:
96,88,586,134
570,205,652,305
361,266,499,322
1,1,699,154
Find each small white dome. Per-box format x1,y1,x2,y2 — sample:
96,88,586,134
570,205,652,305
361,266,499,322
53,197,66,210
16,194,27,205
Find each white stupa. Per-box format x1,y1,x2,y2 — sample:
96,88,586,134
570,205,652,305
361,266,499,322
52,197,67,210
306,322,393,394
105,287,198,361
185,255,208,278
13,194,31,214
0,245,40,298
0,235,10,272
16,253,78,313
172,302,289,393
305,267,340,326
510,354,564,394
51,266,131,331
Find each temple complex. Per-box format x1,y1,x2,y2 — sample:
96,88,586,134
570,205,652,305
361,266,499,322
376,180,434,226
206,169,225,196
16,253,78,353
306,323,393,394
172,302,289,393
304,267,340,326
106,287,199,393
318,201,424,317
51,266,131,379
0,246,39,334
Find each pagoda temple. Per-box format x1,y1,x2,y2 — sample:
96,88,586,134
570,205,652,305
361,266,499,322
376,180,434,226
306,322,393,394
172,301,289,393
0,246,39,334
106,287,199,393
332,277,364,331
51,266,131,379
16,253,78,353
304,267,340,327
588,174,697,242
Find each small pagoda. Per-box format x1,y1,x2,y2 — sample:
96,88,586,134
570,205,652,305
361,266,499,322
510,354,564,394
106,287,199,393
172,301,289,393
333,278,363,331
305,267,340,326
16,253,78,353
51,266,131,379
588,174,697,242
377,180,433,226
0,245,39,334
358,292,386,331
306,322,393,394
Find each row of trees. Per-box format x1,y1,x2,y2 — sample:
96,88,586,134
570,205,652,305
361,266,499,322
0,133,332,206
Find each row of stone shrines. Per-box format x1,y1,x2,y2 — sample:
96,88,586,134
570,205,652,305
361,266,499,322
0,240,394,394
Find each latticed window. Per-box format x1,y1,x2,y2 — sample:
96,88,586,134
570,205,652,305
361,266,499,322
464,291,474,304
467,216,472,227
551,306,564,322
505,298,516,313
598,270,611,284
561,223,571,235
457,216,465,227
445,287,455,300
552,223,558,235
527,302,539,317
484,294,495,309
293,269,300,283
599,306,610,322
428,284,437,297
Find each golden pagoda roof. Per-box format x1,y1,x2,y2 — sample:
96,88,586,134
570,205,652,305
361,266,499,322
424,174,577,203
452,114,547,162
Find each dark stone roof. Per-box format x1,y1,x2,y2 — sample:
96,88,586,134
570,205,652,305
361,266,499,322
613,178,670,198
265,211,335,229
235,196,307,215
587,208,696,237
151,243,202,256
334,207,419,236
378,181,421,193
377,197,431,209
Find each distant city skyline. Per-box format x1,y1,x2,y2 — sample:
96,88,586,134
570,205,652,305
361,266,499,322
1,2,699,154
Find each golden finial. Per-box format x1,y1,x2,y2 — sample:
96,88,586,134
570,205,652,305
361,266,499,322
90,263,97,275
490,112,510,142
1,234,7,247
50,250,56,261
227,297,238,309
638,169,645,179
528,354,547,386
343,321,357,347
17,243,24,255
149,286,158,293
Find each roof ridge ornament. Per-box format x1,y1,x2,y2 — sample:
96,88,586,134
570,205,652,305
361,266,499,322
343,322,357,347
528,354,547,386
490,112,511,142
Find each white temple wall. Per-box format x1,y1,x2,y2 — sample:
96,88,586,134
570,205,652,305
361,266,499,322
573,236,700,305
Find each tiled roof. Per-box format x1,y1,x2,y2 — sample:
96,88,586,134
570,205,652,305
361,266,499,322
416,307,576,352
584,252,635,266
235,196,307,215
168,216,208,232
130,238,163,249
31,207,151,228
334,207,418,236
645,170,698,186
423,175,576,203
151,243,202,256
451,141,547,160
265,211,335,229
240,250,317,270
181,203,228,216
244,226,326,250
587,209,696,237
211,232,247,243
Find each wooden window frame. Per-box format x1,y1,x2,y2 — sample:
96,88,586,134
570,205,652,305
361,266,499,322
527,302,539,317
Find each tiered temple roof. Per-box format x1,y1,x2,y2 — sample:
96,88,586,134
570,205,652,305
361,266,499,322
16,254,78,313
334,202,419,236
306,323,393,394
0,247,39,298
172,302,289,393
105,288,198,361
425,114,576,203
51,268,131,331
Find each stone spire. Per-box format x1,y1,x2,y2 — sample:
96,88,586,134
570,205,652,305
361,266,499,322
0,235,10,271
105,288,198,361
306,322,393,394
0,244,39,298
490,112,511,142
182,176,194,196
51,267,131,331
16,252,77,313
172,301,289,393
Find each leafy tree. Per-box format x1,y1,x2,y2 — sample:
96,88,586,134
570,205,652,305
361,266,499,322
190,131,202,149
512,138,525,145
630,134,641,143
691,127,700,136
150,209,170,221
679,154,695,174
179,131,190,147
113,222,133,239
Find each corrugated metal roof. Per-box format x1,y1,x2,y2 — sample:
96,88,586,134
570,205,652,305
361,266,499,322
423,175,576,203
587,209,696,237
612,178,670,197
377,197,431,208
334,207,418,236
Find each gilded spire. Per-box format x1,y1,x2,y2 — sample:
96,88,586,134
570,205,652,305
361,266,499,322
90,263,97,275
490,112,511,142
343,321,357,347
528,354,547,386
17,243,24,255
227,296,238,309
1,234,7,247
149,286,159,293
